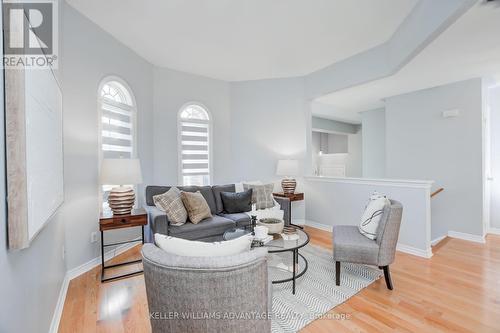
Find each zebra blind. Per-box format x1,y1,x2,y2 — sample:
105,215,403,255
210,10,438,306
99,81,135,201
179,105,210,186
100,82,134,159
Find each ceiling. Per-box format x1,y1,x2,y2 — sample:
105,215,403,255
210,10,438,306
66,0,417,81
316,2,500,121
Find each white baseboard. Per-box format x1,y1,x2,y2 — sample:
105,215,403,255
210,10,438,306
431,235,447,246
448,231,485,243
67,241,139,280
49,242,139,333
396,243,433,258
291,218,306,226
487,227,500,235
304,220,333,232
48,273,70,333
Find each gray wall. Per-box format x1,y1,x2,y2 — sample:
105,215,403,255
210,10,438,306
311,116,360,134
346,130,363,177
152,67,232,185
61,4,155,270
385,78,484,238
230,77,307,181
0,4,67,333
327,133,348,153
361,108,386,178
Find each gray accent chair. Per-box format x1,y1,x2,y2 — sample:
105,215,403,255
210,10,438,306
142,244,271,333
144,184,290,242
333,200,403,290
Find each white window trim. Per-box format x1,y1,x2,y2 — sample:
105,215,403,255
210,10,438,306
177,102,213,186
97,75,138,210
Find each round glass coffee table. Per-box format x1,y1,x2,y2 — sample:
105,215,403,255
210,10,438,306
223,228,309,294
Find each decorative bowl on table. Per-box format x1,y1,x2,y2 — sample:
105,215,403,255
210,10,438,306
257,218,284,234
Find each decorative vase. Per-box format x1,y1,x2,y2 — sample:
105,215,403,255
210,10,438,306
108,186,135,215
281,178,296,195
258,218,285,234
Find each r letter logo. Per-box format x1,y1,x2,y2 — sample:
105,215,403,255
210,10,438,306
2,0,58,69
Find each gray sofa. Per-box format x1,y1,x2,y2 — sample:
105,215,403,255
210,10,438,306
142,244,271,333
144,184,290,242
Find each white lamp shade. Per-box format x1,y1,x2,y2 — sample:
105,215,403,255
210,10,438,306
276,159,299,177
100,159,143,185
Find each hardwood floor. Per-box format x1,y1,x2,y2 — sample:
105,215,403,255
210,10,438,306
58,227,500,332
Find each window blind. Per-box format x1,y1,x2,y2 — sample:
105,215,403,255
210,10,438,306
101,98,133,159
180,120,210,186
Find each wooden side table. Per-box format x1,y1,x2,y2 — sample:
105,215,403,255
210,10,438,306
99,208,147,282
273,192,304,229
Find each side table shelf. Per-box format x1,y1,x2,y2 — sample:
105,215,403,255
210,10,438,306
272,192,304,229
99,208,147,282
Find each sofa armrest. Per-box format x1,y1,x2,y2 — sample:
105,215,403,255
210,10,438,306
273,196,290,225
144,206,170,236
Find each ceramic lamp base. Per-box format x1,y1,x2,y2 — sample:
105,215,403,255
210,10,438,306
281,178,296,195
108,186,135,215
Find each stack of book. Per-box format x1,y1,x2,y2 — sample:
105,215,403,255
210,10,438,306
253,235,273,246
281,226,299,240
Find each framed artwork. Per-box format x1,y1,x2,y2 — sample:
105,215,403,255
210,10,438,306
3,3,63,250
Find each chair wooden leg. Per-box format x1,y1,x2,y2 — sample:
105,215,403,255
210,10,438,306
335,261,340,286
383,265,393,290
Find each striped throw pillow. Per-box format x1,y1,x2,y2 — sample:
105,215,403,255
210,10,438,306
153,187,188,226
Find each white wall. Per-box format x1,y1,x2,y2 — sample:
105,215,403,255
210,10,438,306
489,85,500,230
61,4,154,270
385,78,484,239
361,108,386,178
304,176,432,257
152,67,232,185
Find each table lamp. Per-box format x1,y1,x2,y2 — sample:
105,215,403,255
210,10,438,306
276,159,298,194
100,158,143,215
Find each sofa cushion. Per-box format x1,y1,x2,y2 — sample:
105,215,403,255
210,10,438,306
220,189,253,214
220,213,252,227
146,185,217,215
212,184,236,214
181,191,212,224
169,215,236,240
154,233,253,257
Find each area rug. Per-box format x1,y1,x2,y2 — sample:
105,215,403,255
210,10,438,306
270,244,382,333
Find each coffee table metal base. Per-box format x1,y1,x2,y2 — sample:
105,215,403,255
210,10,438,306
271,250,308,294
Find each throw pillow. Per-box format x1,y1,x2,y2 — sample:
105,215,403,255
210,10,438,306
153,187,187,226
359,191,390,240
155,233,253,257
235,180,262,192
181,191,212,224
220,189,253,214
243,183,275,210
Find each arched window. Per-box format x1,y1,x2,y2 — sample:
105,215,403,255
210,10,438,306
178,104,211,186
98,77,137,207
